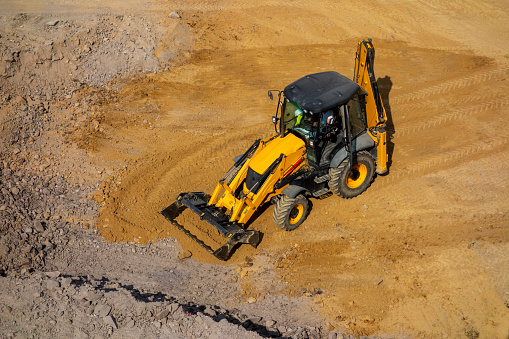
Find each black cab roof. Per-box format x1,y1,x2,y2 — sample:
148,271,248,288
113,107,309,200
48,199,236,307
283,71,360,114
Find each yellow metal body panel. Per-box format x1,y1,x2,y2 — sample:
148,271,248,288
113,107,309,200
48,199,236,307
248,133,305,174
209,133,307,225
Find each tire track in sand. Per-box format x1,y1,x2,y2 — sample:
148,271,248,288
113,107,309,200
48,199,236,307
390,67,509,105
389,98,509,138
379,131,509,187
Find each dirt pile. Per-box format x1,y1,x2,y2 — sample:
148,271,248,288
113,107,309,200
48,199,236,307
0,10,191,104
0,103,98,274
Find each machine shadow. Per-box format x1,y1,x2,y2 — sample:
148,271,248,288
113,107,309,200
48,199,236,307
377,76,394,171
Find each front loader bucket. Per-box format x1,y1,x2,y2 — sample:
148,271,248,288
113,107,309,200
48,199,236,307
159,192,261,261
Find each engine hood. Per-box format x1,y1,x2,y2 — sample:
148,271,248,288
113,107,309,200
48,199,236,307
249,133,305,174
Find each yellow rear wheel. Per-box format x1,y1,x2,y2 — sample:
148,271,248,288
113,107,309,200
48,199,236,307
346,163,368,189
329,151,375,199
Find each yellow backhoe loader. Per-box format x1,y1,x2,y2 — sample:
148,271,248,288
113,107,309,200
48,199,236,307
160,38,388,260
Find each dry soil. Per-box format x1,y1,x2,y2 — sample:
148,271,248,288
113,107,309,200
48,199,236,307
1,0,508,338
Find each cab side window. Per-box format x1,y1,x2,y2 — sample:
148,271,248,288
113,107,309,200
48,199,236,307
347,93,367,138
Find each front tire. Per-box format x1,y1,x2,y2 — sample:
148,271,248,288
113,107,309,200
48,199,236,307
273,194,309,231
329,151,375,198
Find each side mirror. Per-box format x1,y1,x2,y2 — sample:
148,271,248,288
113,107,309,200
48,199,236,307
272,116,279,124
309,138,315,148
268,90,280,101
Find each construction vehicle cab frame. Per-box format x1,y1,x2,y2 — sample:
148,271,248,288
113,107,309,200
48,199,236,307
160,38,388,260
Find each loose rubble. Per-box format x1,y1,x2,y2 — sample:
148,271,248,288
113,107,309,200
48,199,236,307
1,270,362,338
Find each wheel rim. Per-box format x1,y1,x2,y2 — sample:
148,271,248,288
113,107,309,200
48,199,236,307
288,204,304,224
346,163,367,189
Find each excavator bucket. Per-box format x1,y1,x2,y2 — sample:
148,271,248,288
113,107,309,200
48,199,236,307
159,192,261,260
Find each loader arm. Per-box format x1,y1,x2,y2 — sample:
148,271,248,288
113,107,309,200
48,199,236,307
354,38,388,174
160,133,306,261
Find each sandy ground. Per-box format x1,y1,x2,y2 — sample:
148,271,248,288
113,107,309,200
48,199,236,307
1,0,509,338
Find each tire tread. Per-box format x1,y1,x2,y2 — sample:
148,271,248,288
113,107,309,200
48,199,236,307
273,195,308,231
329,151,375,199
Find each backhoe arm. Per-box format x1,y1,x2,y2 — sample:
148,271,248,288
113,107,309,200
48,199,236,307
354,38,388,174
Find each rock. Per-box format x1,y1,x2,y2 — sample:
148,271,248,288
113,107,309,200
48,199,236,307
45,271,61,278
204,307,216,317
11,187,19,195
80,299,92,307
85,291,103,302
46,21,59,26
179,250,192,259
43,240,55,250
307,327,320,339
11,96,27,105
0,243,10,258
45,279,60,290
328,333,338,339
12,148,20,155
246,316,261,323
167,320,180,332
0,205,6,211
155,309,170,320
169,12,180,19
124,317,135,328
103,314,118,329
86,305,94,315
246,297,256,304
94,304,111,318
265,320,276,327
33,221,45,233
60,277,72,288
80,291,103,302
169,303,180,314
23,226,33,234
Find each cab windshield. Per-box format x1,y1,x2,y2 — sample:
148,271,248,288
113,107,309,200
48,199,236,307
282,99,316,139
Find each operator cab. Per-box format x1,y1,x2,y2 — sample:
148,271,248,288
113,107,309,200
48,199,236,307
278,71,368,167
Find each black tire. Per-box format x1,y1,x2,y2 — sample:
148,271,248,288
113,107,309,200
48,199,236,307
273,194,309,231
329,151,375,199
